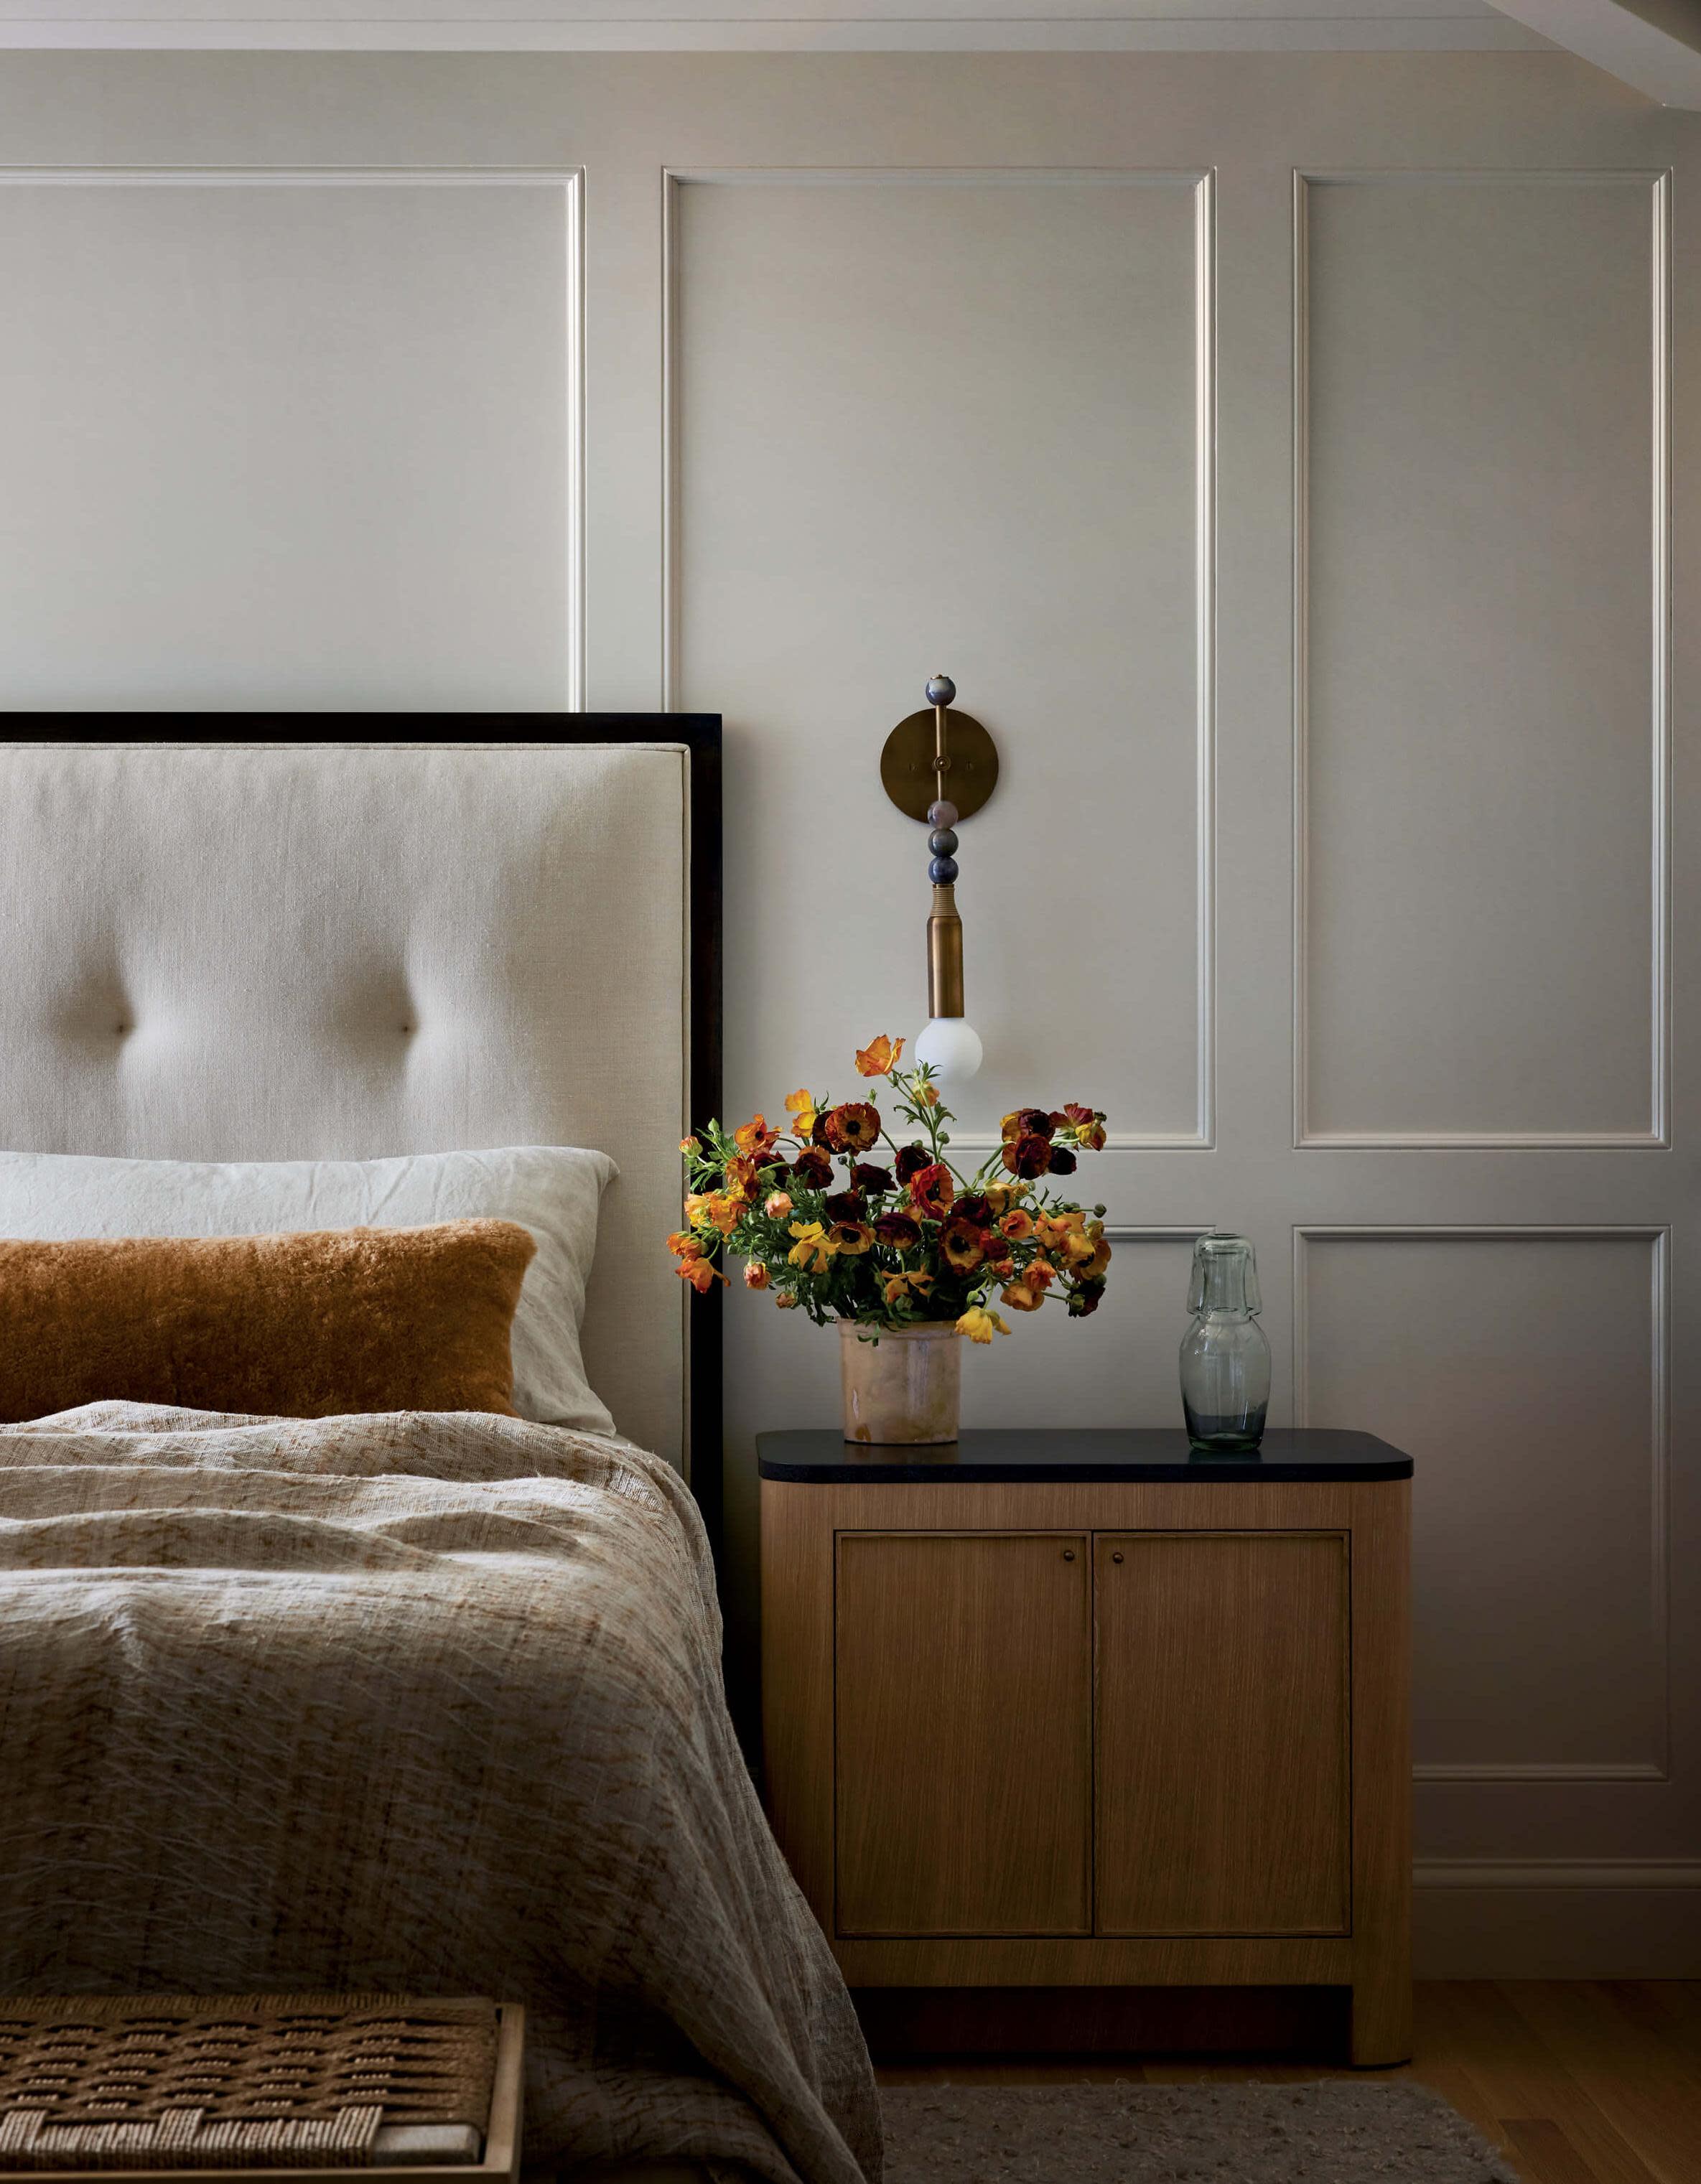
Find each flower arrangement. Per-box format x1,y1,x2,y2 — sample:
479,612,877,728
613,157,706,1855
668,1035,1111,1340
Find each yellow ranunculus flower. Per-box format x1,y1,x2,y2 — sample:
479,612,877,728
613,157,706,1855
956,1305,1010,1344
787,1219,838,1273
784,1087,819,1139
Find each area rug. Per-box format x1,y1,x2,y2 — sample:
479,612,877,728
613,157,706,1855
880,2081,1519,2183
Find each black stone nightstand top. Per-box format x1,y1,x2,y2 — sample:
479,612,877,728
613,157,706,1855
756,1426,1413,1483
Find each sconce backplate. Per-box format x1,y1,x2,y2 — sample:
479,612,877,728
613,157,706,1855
880,708,999,823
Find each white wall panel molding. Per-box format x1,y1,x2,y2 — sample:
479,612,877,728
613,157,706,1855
665,167,1216,1149
0,166,586,709
0,3,1555,57
1292,169,1670,1149
1295,1224,1670,1784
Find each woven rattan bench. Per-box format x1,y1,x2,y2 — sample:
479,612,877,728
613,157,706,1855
0,1998,523,2184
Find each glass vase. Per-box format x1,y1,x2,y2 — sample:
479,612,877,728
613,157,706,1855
839,1321,961,1445
1179,1233,1270,1454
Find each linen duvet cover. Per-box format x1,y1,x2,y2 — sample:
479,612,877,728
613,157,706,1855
0,1404,879,2184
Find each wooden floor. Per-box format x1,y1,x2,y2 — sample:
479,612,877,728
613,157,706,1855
874,1982,1701,2184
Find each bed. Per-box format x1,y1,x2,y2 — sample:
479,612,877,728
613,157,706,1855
0,733,878,2184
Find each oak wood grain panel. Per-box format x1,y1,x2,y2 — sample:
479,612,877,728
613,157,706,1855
834,1934,1353,1987
1094,1531,1350,1938
1347,1478,1414,2064
760,1478,836,1926
804,1480,1364,1537
835,1531,1092,1936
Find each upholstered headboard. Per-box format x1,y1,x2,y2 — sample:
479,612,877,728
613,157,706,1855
0,731,722,1498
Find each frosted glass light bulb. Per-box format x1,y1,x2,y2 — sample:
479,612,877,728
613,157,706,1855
914,1017,984,1081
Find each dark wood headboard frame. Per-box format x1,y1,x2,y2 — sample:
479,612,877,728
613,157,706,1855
2,714,725,1563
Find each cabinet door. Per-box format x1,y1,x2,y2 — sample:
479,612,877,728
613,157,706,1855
1095,1531,1349,1936
835,1531,1091,1936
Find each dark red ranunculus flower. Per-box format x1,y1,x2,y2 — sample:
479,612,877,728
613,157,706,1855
1067,1279,1105,1317
874,1210,923,1247
851,1162,893,1194
907,1162,955,1218
1001,1133,1053,1180
824,1190,865,1225
791,1145,834,1186
939,1218,987,1273
954,1192,993,1226
1017,1106,1056,1141
1048,1147,1078,1176
823,1101,881,1153
894,1143,932,1185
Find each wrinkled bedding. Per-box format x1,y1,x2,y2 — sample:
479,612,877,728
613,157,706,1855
0,1404,880,2184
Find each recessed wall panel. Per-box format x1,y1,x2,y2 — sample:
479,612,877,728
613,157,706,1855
1300,1230,1664,1777
1300,176,1663,1143
0,177,575,707
675,175,1209,1142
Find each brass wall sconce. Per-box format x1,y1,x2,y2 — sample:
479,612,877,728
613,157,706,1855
880,674,999,1080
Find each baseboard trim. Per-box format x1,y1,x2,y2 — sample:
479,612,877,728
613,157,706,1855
1416,1858,1701,1890
1414,1859,1701,1977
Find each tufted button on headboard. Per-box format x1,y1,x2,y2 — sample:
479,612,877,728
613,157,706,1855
0,738,695,1467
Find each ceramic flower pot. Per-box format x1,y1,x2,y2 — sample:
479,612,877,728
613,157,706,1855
839,1320,961,1445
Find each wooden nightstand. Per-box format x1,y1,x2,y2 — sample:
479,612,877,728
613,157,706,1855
758,1427,1413,2066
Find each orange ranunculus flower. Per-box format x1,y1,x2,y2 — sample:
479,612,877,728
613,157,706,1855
882,1269,934,1305
679,1136,700,1155
684,1193,717,1231
1000,1281,1043,1312
678,1255,725,1294
775,1290,801,1310
764,1189,794,1219
667,1229,703,1261
914,1083,940,1109
703,1193,742,1235
999,1208,1034,1241
1033,1210,1083,1256
724,1154,768,1203
823,1101,881,1154
744,1261,771,1289
1025,1259,1055,1291
1081,1221,1113,1281
784,1088,819,1139
939,1218,987,1274
826,1220,875,1256
735,1113,780,1157
907,1162,954,1219
1062,1103,1108,1152
855,1034,905,1079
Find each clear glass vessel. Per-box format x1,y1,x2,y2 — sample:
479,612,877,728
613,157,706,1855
1179,1233,1271,1454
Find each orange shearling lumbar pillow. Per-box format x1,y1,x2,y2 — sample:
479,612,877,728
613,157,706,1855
0,1220,537,1424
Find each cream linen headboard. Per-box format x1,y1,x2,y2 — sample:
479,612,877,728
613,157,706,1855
0,732,722,1499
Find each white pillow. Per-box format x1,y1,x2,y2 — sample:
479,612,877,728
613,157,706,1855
0,1147,618,1434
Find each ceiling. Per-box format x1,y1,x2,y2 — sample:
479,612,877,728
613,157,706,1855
2,0,1699,108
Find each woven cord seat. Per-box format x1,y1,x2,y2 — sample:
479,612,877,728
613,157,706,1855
0,1999,503,2174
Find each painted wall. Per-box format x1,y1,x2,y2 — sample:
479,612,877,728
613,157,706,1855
0,47,1694,1974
